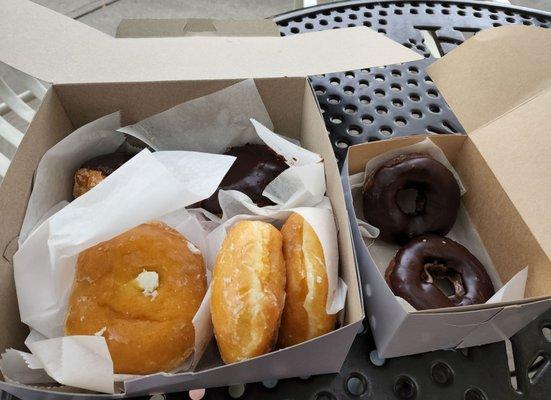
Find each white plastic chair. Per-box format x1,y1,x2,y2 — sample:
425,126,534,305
0,66,48,181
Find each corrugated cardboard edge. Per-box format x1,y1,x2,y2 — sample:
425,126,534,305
0,0,422,84
117,18,281,38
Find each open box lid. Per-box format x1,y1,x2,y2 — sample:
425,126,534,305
427,26,551,262
0,0,421,84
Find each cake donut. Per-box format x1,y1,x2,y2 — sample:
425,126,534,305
201,144,288,214
73,152,134,198
385,234,495,310
362,153,460,244
65,221,207,374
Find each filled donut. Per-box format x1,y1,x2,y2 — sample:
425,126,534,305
65,221,207,374
201,144,288,214
278,213,336,348
385,234,495,310
362,153,460,244
73,152,134,198
211,220,286,364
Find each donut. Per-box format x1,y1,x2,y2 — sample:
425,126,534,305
65,221,207,374
73,152,133,198
362,153,460,244
201,144,288,214
385,234,494,310
278,213,335,348
211,220,286,363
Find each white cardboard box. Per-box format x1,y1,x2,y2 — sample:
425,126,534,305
341,26,551,358
0,1,420,397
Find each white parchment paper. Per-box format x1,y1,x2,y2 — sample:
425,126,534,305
118,79,273,152
118,80,326,211
5,146,234,393
349,138,527,312
117,79,340,311
19,112,125,246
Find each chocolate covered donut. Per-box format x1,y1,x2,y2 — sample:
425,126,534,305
201,144,288,214
363,153,460,244
73,152,133,198
385,235,495,310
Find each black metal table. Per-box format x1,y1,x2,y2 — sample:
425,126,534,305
204,2,551,399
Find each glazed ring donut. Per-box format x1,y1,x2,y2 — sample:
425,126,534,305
65,221,207,374
363,153,460,244
385,234,495,310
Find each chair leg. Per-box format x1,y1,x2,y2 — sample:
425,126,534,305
0,78,36,123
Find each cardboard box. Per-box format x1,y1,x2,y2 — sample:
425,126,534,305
0,1,420,397
341,26,551,358
116,18,282,38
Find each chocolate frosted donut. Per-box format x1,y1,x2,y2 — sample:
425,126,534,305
73,152,133,198
386,235,495,310
363,153,460,244
201,144,288,215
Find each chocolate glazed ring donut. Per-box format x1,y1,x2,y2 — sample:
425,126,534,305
385,235,495,310
363,153,460,245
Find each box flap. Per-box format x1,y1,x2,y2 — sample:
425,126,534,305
427,26,551,132
117,18,281,38
0,0,422,84
467,89,551,263
428,24,551,265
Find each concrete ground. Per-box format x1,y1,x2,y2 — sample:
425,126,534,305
31,0,297,36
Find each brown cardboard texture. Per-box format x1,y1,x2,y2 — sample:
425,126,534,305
342,26,551,358
427,26,551,298
0,0,420,84
0,1,422,397
117,18,281,38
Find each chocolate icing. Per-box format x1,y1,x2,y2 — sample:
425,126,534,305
362,153,460,245
80,152,134,177
201,144,288,215
385,234,495,310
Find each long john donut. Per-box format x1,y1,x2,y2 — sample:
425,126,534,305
385,234,495,310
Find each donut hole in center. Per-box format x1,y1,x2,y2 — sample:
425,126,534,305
434,276,456,297
396,184,427,216
422,260,465,298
